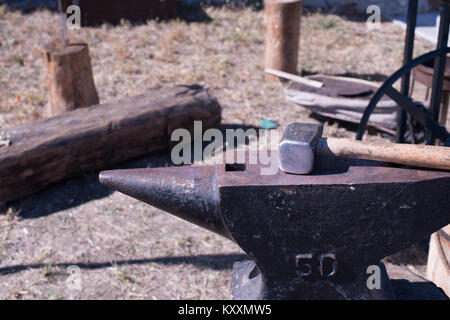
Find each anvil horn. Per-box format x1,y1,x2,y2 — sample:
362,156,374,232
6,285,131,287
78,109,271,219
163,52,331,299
99,166,231,239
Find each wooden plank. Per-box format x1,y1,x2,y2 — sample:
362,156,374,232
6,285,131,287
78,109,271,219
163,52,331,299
0,85,221,203
265,69,323,88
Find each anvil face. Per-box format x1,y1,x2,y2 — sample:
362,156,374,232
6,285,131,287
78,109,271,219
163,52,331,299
100,152,450,300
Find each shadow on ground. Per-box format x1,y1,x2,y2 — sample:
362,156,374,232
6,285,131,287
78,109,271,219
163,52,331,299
0,253,248,276
392,279,449,300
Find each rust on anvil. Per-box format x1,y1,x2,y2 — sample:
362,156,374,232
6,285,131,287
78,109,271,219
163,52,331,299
99,152,450,299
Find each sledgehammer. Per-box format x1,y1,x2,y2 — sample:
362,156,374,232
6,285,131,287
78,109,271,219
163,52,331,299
279,123,450,175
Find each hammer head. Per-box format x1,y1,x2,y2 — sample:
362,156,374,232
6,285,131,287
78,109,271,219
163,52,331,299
279,123,324,174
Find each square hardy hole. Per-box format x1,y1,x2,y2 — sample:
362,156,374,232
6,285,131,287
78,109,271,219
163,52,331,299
225,163,246,172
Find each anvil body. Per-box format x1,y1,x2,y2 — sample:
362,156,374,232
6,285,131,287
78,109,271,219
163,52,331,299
100,152,450,299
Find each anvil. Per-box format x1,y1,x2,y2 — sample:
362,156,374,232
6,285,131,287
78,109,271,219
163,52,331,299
99,152,450,299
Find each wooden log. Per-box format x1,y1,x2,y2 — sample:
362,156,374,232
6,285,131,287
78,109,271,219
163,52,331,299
427,226,450,297
44,40,99,117
264,0,302,80
0,85,221,203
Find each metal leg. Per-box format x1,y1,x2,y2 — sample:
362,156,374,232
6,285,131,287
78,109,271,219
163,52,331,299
427,4,450,144
440,91,450,124
397,0,418,143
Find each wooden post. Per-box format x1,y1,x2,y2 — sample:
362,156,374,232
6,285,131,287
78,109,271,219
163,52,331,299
44,40,99,117
264,0,302,80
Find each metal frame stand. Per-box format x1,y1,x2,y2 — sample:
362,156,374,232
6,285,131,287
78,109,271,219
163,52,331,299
427,4,450,144
397,0,418,143
397,0,450,145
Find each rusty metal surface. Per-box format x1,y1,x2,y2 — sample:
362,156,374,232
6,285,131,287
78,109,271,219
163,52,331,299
218,151,450,186
100,152,450,299
220,161,450,299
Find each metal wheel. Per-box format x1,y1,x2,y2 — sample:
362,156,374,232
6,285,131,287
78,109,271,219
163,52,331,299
356,48,450,146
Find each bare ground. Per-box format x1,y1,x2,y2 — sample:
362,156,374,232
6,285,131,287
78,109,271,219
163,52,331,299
0,4,442,299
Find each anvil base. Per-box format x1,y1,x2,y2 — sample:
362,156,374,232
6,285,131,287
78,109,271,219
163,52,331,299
231,260,396,300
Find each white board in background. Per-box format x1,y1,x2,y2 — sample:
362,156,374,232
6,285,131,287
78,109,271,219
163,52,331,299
387,11,450,46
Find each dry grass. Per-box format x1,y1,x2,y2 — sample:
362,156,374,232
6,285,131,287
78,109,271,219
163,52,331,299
0,6,435,135
0,5,440,300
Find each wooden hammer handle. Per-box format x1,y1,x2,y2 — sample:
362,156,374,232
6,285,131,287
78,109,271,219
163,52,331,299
316,138,450,171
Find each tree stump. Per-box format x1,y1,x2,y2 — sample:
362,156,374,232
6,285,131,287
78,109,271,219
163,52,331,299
264,0,302,81
44,40,99,117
